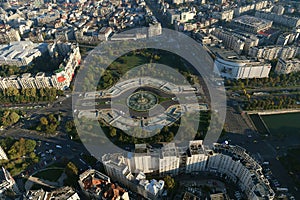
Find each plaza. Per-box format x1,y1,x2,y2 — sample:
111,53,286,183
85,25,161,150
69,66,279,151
78,77,207,132
127,91,158,112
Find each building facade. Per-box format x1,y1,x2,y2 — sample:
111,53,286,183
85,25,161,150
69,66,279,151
0,42,81,90
231,15,272,33
255,11,300,28
275,58,300,74
248,45,298,60
102,141,275,200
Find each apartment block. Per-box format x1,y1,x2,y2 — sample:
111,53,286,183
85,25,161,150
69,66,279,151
275,58,300,74
255,11,300,28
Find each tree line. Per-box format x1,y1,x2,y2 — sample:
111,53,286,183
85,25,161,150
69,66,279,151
0,87,64,103
225,71,300,90
245,95,300,110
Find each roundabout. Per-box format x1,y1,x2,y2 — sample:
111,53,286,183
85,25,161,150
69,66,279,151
127,91,158,112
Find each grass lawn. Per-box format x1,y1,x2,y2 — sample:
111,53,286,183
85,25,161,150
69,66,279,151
33,168,63,182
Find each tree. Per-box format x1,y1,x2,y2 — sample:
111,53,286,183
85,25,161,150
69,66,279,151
110,127,117,137
65,162,78,176
9,112,20,125
65,120,75,133
25,140,36,153
163,175,175,190
40,117,48,126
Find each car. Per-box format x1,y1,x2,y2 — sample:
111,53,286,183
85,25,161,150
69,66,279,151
56,145,62,149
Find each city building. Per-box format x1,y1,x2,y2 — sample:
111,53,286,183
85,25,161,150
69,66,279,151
212,48,271,79
98,27,113,41
167,9,196,24
0,167,19,197
233,1,268,16
272,5,285,15
148,22,162,37
212,28,259,54
36,10,60,25
102,153,165,200
275,58,300,74
231,15,272,34
0,41,48,67
276,32,299,46
78,169,130,200
248,45,298,60
212,10,234,22
255,11,300,28
0,42,81,90
102,141,275,200
23,187,80,200
186,140,208,173
0,28,21,44
0,146,8,160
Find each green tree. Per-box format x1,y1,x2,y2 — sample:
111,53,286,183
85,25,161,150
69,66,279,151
25,140,36,153
110,127,117,137
163,175,175,190
40,117,48,126
65,120,74,133
66,162,78,176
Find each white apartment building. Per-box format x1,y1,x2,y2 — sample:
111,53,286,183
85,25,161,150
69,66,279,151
167,9,196,24
0,41,48,67
234,1,268,16
212,10,234,21
102,141,275,200
255,11,300,28
98,27,113,41
186,140,208,173
159,143,180,175
275,58,300,74
127,144,159,174
0,42,81,90
102,153,133,185
249,45,298,60
212,28,259,54
213,49,271,79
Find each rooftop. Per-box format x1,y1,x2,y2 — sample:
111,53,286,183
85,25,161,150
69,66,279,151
232,15,272,29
